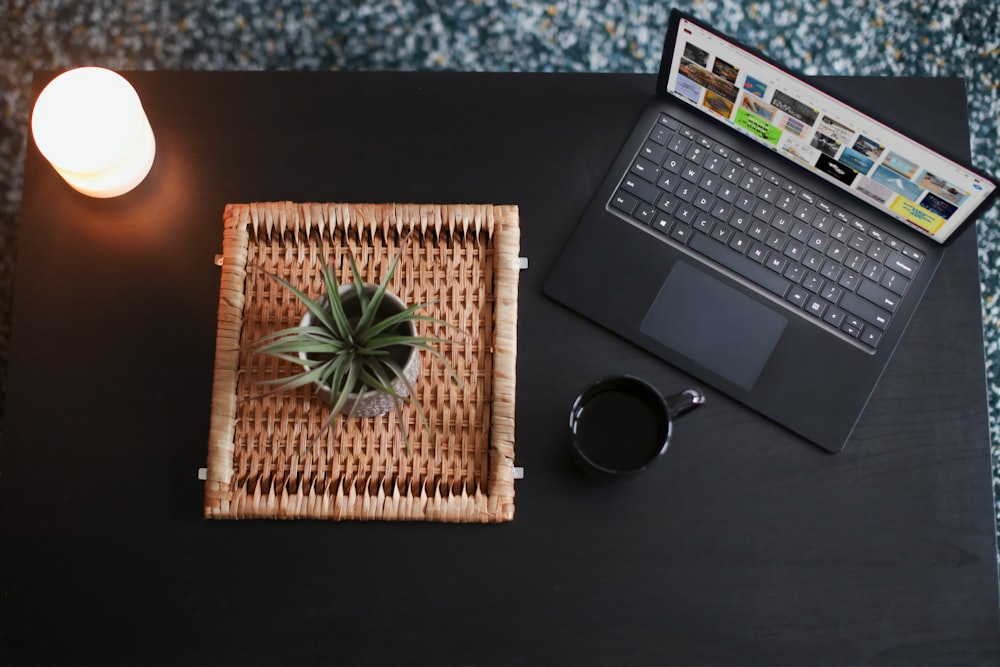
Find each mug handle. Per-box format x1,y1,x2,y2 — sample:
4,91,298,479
664,388,705,420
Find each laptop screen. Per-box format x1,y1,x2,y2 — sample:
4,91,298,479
659,14,996,244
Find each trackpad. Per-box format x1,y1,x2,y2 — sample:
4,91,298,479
640,262,787,390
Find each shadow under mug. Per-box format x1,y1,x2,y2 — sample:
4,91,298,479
569,376,704,477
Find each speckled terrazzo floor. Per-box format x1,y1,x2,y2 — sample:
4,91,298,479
1,0,999,562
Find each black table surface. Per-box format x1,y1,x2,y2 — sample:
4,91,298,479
2,71,998,666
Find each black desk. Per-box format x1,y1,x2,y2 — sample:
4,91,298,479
2,72,998,665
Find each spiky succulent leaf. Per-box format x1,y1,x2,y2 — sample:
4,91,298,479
266,273,338,333
320,263,353,342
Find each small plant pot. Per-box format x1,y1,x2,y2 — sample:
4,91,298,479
299,284,421,418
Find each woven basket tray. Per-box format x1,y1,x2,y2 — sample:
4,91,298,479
204,202,519,522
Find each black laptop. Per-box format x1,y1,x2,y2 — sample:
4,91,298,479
544,9,998,453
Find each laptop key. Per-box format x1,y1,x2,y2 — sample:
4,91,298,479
611,191,638,214
692,189,714,210
677,125,697,141
802,273,824,293
699,172,722,192
658,172,680,192
691,233,789,297
840,292,890,330
844,315,865,331
790,221,811,241
649,126,671,145
826,241,847,262
753,202,775,222
766,254,787,273
776,193,797,212
681,163,701,182
848,232,870,252
657,195,679,215
721,164,742,183
640,142,667,163
712,202,734,222
685,144,709,164
748,243,768,263
667,135,689,154
765,230,787,252
670,223,693,244
880,270,909,295
717,183,738,203
823,306,846,328
657,114,679,130
676,203,697,223
813,215,835,232
845,250,866,271
803,250,824,271
787,286,808,307
807,231,829,253
784,263,806,283
842,322,863,338
631,157,662,182
794,201,816,222
748,221,768,241
729,233,751,253
772,213,794,233
820,259,842,281
711,224,734,243
805,296,828,318
821,284,844,303
739,173,762,193
783,240,806,262
886,250,917,277
634,204,657,225
860,328,882,348
858,279,900,312
694,216,715,234
839,271,861,291
622,176,660,204
729,212,752,231
704,155,725,174
676,183,697,202
866,242,889,262
735,193,755,213
862,260,884,282
758,184,780,203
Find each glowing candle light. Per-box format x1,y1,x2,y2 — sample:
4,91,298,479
31,67,156,198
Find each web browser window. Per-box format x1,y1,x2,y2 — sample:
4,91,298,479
664,17,996,243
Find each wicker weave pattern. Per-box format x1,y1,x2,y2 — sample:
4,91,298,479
204,202,519,521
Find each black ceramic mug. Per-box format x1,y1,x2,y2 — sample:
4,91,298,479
569,376,704,476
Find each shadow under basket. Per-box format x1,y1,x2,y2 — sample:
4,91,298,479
203,202,520,522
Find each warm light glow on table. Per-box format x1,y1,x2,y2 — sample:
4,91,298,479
31,67,156,198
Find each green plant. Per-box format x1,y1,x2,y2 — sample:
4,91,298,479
250,245,460,447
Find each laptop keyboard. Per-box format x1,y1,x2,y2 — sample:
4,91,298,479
609,113,925,351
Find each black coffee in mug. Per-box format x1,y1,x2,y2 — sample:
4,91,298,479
571,387,665,472
569,376,704,476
